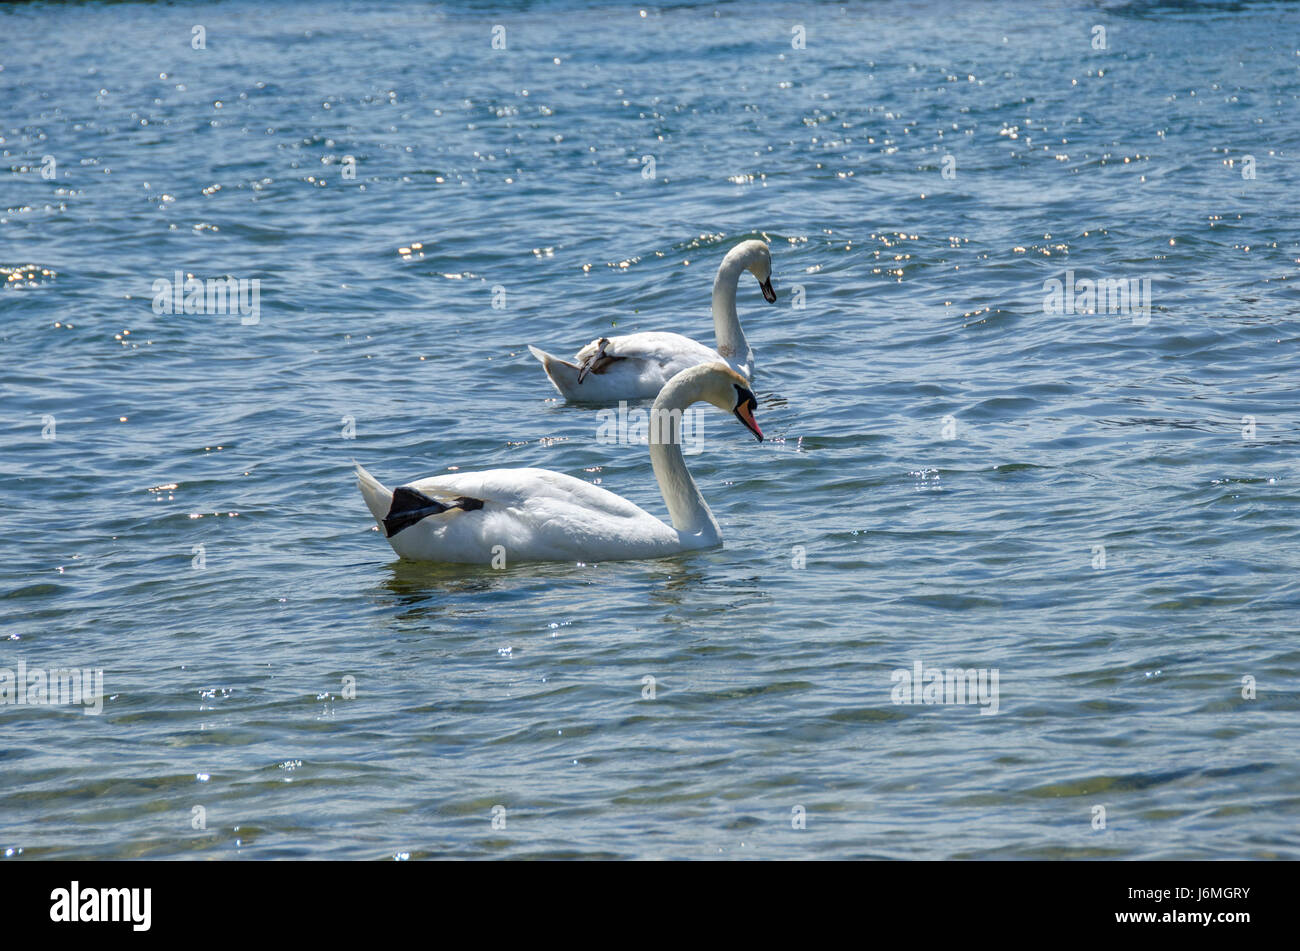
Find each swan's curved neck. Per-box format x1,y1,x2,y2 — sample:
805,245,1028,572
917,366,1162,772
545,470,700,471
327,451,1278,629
648,373,720,543
712,251,752,367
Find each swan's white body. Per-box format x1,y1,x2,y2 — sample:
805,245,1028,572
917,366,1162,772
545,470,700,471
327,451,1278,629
357,363,762,564
529,240,775,403
529,332,724,405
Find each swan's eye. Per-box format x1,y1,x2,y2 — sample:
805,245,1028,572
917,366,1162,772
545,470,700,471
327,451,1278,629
733,385,755,410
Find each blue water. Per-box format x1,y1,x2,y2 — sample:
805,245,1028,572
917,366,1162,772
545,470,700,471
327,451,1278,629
2,0,1298,859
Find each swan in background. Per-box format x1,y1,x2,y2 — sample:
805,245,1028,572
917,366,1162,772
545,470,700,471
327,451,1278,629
528,239,777,403
356,363,763,564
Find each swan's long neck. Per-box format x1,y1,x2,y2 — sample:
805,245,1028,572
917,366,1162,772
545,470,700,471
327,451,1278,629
648,372,721,543
712,250,752,368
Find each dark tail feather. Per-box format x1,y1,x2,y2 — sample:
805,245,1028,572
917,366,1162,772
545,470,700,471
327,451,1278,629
577,337,623,383
383,486,483,537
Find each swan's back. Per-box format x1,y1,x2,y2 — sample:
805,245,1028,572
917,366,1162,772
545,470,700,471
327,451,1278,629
359,465,690,563
533,332,744,403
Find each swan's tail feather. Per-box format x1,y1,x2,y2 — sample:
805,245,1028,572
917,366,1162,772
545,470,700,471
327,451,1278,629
355,462,394,526
528,344,584,400
383,486,484,538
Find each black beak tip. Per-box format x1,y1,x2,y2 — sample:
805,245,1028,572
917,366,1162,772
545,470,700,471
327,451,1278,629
760,278,777,303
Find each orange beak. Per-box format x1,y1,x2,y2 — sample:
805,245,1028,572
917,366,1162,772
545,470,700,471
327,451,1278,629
735,399,763,441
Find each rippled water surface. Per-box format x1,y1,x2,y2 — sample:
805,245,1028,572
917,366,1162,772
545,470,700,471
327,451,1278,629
2,0,1299,859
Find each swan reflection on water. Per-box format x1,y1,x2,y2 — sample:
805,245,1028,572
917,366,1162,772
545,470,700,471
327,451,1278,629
372,547,733,632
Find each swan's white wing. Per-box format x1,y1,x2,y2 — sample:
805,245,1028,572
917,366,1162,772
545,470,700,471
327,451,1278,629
374,467,685,563
405,467,647,519
531,330,751,403
573,331,718,368
534,332,723,403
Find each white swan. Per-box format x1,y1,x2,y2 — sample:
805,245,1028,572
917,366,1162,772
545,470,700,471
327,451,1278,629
356,362,762,564
528,239,776,403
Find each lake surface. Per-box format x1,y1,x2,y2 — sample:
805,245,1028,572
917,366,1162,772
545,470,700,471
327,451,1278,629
2,0,1298,859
